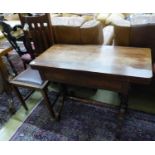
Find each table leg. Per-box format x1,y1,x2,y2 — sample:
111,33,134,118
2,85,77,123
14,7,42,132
52,84,67,121
115,93,129,140
116,82,129,140
57,85,67,120
119,93,129,114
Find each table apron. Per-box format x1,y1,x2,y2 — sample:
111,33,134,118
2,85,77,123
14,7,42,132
39,69,129,94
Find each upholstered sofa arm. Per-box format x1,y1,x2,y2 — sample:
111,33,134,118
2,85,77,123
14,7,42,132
113,19,131,46
80,20,103,44
113,19,155,64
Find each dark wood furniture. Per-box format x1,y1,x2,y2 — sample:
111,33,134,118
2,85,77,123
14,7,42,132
0,47,13,57
9,67,56,119
18,13,54,57
0,47,15,112
0,21,33,71
0,48,55,118
30,44,153,117
0,47,13,90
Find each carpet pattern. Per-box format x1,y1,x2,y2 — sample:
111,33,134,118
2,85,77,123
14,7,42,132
0,88,30,129
0,46,28,129
10,92,155,141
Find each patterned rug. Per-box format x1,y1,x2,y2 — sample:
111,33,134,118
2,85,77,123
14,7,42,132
0,88,30,129
10,92,155,141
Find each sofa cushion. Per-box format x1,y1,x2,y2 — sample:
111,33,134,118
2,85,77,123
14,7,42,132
105,13,125,25
113,19,131,27
97,13,110,27
50,13,62,17
81,15,94,21
52,17,85,27
80,20,103,44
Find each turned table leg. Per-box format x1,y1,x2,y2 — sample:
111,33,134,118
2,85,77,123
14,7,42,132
116,83,130,140
51,84,68,121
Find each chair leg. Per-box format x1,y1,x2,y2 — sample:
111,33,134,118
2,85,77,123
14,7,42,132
40,88,56,119
23,61,27,69
11,85,28,111
5,89,16,114
55,85,67,120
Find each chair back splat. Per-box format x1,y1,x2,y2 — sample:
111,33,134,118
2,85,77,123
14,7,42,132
19,13,54,57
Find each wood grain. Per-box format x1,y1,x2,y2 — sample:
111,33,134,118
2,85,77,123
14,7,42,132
30,44,152,83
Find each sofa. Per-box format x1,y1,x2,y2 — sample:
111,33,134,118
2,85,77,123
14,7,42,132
52,17,105,45
1,14,115,46
51,13,129,27
51,16,114,45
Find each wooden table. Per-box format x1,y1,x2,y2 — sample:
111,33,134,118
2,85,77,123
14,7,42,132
30,44,153,115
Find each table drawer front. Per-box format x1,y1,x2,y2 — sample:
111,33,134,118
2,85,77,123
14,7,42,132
41,69,124,92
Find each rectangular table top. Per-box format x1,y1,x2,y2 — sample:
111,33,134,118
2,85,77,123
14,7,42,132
30,44,153,81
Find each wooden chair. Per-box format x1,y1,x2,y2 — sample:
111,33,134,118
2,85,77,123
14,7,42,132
18,13,54,57
1,14,56,118
9,67,56,118
0,51,56,119
7,14,56,118
0,21,34,72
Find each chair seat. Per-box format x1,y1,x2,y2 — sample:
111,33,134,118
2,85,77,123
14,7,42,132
12,67,43,85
